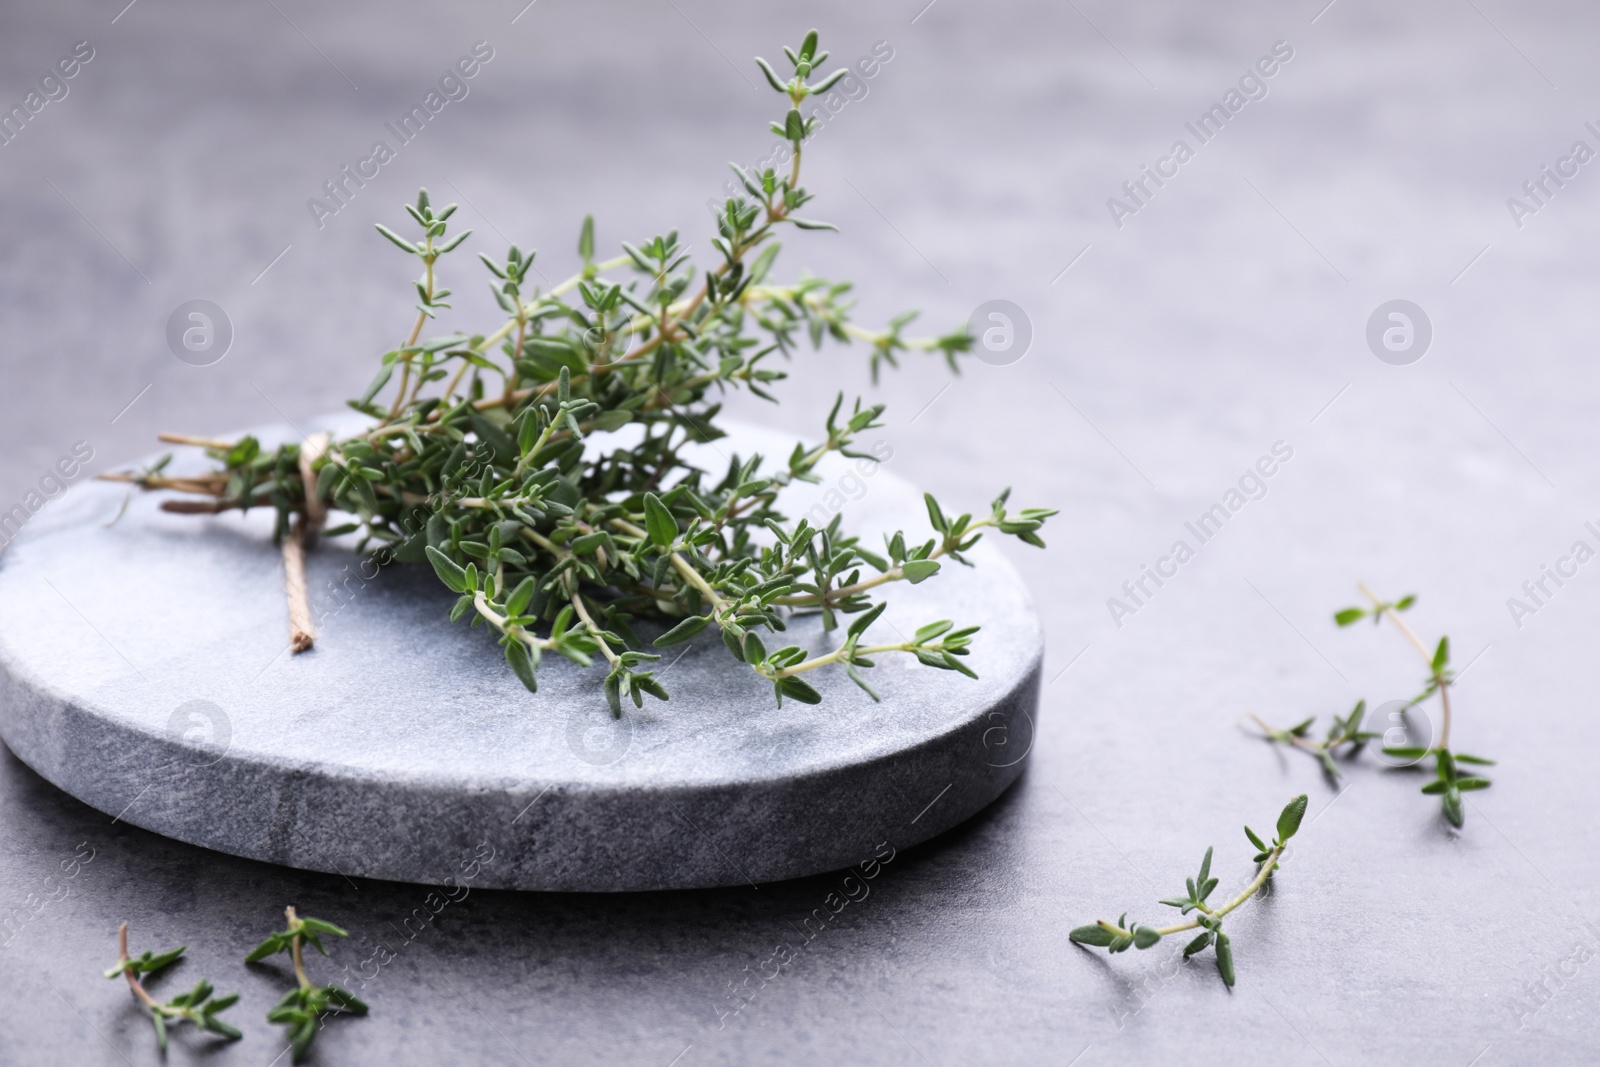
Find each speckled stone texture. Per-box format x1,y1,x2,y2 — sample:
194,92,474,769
0,420,1041,891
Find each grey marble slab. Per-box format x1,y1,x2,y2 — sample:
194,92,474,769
0,419,1040,891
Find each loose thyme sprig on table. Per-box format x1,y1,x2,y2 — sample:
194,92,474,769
1333,585,1494,828
105,922,241,1052
1069,794,1307,988
102,31,1054,715
246,907,367,1063
1245,699,1376,781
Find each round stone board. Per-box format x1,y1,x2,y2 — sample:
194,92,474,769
0,418,1042,891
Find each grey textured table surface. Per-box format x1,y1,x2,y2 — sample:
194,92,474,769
2,0,1598,1064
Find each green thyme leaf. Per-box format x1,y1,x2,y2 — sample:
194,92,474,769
654,614,711,647
1276,794,1308,843
1215,932,1235,987
643,492,677,547
1069,924,1117,947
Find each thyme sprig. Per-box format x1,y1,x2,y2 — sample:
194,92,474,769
103,31,1055,713
105,922,241,1052
1246,700,1376,780
246,907,368,1063
1070,794,1307,988
1334,585,1494,827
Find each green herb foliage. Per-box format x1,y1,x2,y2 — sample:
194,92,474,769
1333,586,1494,828
1069,794,1308,989
246,907,367,1063
1248,700,1377,780
110,31,1054,714
106,922,241,1052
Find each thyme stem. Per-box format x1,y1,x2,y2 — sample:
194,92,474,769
1359,582,1451,749
777,518,999,607
285,907,312,990
1070,795,1307,988
568,591,621,666
117,922,161,1009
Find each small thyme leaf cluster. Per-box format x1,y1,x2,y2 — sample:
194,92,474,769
106,925,241,1053
1333,587,1494,826
1254,586,1495,827
109,908,363,1061
247,907,368,1062
1248,700,1376,780
1069,795,1307,988
107,30,1054,714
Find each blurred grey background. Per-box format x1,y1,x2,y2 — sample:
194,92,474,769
3,0,1599,1063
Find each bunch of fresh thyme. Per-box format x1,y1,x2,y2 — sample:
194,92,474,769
105,31,1054,714
1069,794,1307,988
